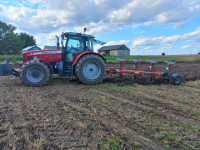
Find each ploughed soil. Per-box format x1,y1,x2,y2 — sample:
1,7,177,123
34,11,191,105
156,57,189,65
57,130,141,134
0,76,200,150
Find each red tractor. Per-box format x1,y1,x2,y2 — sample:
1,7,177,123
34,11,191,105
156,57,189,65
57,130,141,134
0,32,106,86
0,32,184,86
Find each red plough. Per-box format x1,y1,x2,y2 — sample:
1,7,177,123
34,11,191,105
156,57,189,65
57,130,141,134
106,61,184,85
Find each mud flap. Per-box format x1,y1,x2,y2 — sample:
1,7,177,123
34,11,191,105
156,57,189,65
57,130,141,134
0,64,15,76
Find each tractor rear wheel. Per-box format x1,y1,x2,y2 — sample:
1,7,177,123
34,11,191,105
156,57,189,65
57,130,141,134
21,62,50,87
75,55,105,85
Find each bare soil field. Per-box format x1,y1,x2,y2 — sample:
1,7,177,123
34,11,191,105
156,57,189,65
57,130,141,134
0,77,199,150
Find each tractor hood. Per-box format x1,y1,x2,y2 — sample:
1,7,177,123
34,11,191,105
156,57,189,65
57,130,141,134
22,48,62,63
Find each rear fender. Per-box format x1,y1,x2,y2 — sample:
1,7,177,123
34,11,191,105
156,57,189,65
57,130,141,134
72,51,105,65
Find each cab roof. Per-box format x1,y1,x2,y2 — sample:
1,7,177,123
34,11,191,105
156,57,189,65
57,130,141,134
63,32,94,39
62,32,105,45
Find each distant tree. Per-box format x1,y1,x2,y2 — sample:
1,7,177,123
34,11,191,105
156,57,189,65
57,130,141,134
0,33,21,54
198,52,200,55
0,21,16,39
18,33,36,49
0,20,36,54
162,52,166,56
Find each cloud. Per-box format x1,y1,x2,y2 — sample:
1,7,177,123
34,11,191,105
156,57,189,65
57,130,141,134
29,0,45,4
0,0,200,54
1,0,199,34
34,32,58,48
0,4,33,22
133,27,200,47
132,27,200,54
182,45,192,49
44,0,200,33
109,0,200,26
74,21,114,35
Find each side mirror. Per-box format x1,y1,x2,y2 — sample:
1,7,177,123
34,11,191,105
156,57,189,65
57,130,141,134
56,35,60,49
61,33,65,48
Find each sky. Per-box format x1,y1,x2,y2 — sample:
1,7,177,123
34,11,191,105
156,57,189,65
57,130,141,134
0,0,200,55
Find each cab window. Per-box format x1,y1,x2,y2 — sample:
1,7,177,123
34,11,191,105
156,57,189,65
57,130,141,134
86,39,93,51
67,38,84,53
66,37,84,62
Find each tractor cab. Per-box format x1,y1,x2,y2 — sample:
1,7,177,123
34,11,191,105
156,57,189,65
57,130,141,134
60,32,95,62
59,32,105,63
53,32,106,83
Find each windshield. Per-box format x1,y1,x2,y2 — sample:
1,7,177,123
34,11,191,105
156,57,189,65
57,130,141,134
86,39,93,51
59,33,105,52
67,37,84,52
92,39,106,52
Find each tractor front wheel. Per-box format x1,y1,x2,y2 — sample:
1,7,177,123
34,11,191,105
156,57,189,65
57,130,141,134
75,55,105,85
21,62,50,87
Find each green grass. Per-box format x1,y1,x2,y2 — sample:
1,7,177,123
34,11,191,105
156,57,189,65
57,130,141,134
99,137,123,150
105,55,200,63
98,136,142,150
0,54,200,64
0,55,22,63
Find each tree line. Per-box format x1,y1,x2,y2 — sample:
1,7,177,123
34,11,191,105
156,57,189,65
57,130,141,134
0,21,36,55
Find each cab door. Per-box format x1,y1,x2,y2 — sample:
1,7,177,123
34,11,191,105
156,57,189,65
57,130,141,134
65,37,85,62
62,36,85,76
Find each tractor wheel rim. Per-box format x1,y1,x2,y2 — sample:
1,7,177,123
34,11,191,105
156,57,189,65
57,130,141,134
82,63,101,80
26,67,44,83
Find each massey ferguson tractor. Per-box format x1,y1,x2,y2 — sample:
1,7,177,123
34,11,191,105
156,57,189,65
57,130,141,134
1,32,106,86
0,32,184,86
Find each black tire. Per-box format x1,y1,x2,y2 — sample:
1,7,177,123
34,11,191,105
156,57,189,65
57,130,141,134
75,55,105,85
169,73,184,85
20,62,50,87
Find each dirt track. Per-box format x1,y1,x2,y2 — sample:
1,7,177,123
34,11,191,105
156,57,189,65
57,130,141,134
0,77,200,150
